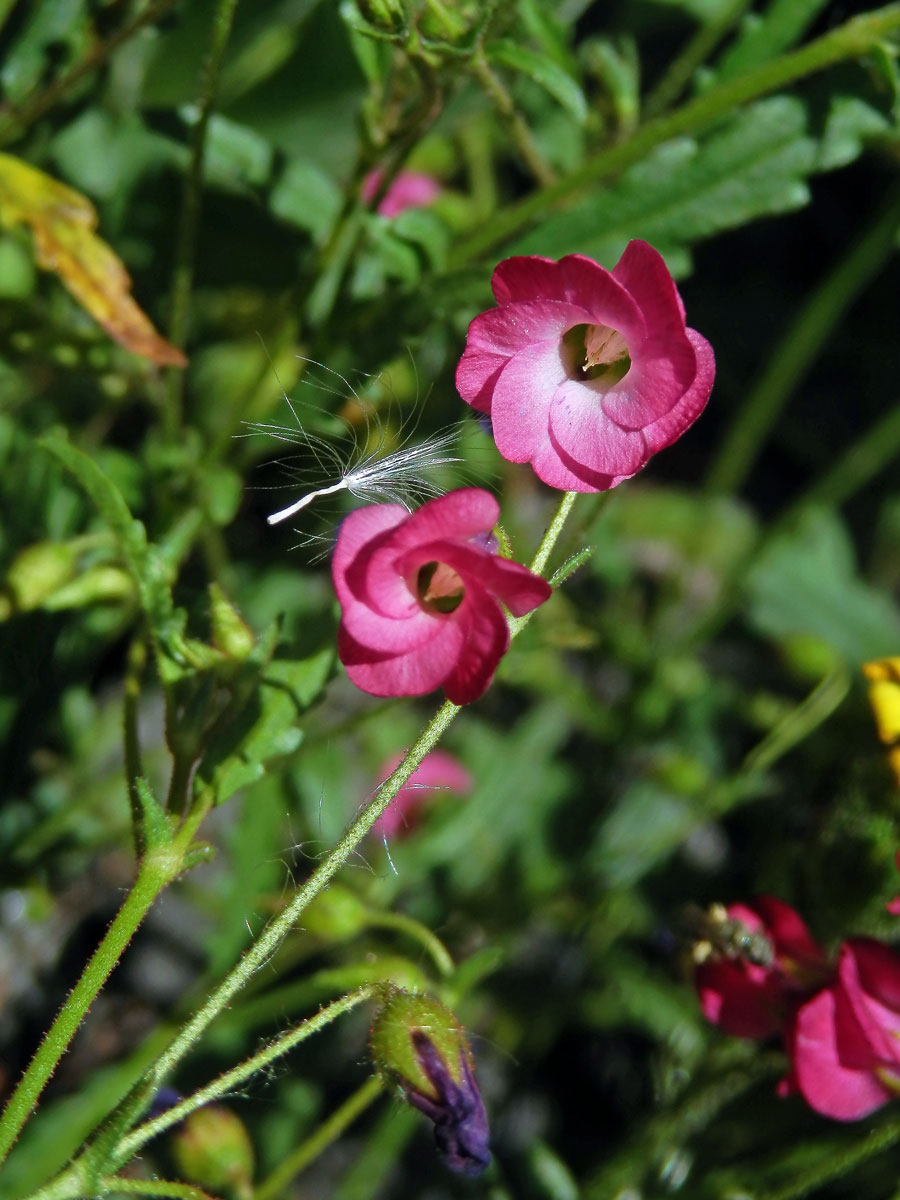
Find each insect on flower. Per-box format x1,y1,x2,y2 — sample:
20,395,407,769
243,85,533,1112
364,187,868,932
243,358,465,533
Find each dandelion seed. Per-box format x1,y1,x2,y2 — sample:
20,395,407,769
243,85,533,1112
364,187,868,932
266,426,464,524
241,357,465,527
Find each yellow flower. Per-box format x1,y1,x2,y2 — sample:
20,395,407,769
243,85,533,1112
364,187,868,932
862,657,900,785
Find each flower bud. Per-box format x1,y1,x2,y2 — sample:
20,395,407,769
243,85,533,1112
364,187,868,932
370,988,490,1176
302,884,370,940
209,582,255,660
171,1105,254,1199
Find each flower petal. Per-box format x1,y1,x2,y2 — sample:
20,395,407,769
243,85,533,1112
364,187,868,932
792,986,893,1120
338,614,465,698
549,377,650,477
442,592,510,705
611,239,687,329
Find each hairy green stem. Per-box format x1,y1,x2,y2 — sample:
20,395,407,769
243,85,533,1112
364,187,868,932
113,989,376,1164
0,848,181,1167
706,187,900,494
253,1076,385,1200
97,1180,216,1200
456,4,900,260
163,0,240,436
509,490,579,637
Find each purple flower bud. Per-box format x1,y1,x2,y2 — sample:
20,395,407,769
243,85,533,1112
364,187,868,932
370,988,491,1176
406,1030,491,1176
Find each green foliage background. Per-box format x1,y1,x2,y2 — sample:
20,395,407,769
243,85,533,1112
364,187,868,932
3,0,900,1197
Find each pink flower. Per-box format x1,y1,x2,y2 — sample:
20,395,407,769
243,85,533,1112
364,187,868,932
332,488,552,705
362,169,442,218
789,939,900,1120
455,242,715,492
374,750,472,840
695,898,827,1039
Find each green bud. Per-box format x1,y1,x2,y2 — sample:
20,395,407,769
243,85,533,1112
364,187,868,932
355,0,407,33
172,1105,254,1200
209,583,255,660
303,884,370,941
3,541,77,613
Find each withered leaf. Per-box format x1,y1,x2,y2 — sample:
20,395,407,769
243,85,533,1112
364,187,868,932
0,152,187,367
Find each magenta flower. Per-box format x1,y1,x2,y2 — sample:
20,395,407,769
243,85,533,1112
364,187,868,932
455,241,715,491
695,898,827,1040
374,749,472,840
332,488,551,705
788,940,900,1120
362,169,442,218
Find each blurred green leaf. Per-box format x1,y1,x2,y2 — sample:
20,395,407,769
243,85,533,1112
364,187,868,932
745,507,900,662
509,94,890,270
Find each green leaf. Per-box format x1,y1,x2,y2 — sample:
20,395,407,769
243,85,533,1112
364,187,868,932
270,158,343,243
200,112,275,190
745,507,900,663
486,39,588,125
200,648,333,805
134,777,172,853
509,94,890,271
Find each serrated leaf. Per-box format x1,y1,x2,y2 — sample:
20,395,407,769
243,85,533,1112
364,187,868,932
486,39,588,125
745,507,900,663
134,777,172,853
509,94,889,270
0,154,186,365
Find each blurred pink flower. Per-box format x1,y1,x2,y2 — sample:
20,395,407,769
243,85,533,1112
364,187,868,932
695,897,827,1040
332,488,551,705
362,169,442,218
788,939,900,1120
374,750,472,840
455,241,714,491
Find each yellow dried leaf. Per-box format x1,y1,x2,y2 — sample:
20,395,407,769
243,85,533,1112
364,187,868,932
0,152,186,367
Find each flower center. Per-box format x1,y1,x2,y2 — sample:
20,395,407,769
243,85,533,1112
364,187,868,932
417,562,465,614
564,323,631,384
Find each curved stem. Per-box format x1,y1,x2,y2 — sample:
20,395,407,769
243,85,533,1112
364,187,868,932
456,4,900,260
114,989,377,1164
253,1076,385,1200
366,911,455,977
